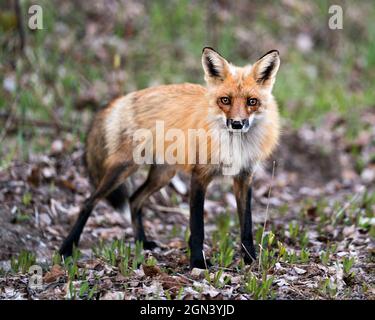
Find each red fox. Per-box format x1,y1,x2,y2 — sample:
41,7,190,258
59,47,280,269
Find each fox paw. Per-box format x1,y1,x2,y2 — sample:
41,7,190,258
142,240,158,250
59,241,74,258
243,250,256,264
190,257,212,269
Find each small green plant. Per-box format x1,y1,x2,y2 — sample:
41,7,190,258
237,258,245,271
265,231,275,248
193,284,204,295
169,224,182,239
317,202,330,230
299,231,309,249
165,287,184,300
205,269,230,289
217,236,235,268
52,251,62,266
244,272,275,300
145,256,157,267
283,249,298,264
288,221,300,242
255,227,263,246
67,279,97,300
11,250,36,273
71,245,81,263
299,248,310,263
211,213,235,267
356,191,375,238
343,257,355,278
258,231,280,272
320,244,337,266
68,281,77,299
64,257,79,280
216,213,232,233
13,212,31,223
133,240,145,269
22,192,32,206
175,287,184,300
319,278,337,298
0,145,17,171
361,191,375,216
259,247,278,271
320,251,330,265
277,241,287,260
63,247,84,281
170,192,179,206
165,289,172,300
93,239,145,275
119,252,131,277
278,203,289,216
78,281,89,298
78,281,98,300
332,197,354,226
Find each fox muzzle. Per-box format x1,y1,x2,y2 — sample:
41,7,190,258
227,118,250,131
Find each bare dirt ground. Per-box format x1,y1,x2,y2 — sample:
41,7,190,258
1,110,374,300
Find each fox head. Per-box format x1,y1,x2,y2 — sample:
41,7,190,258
202,47,280,132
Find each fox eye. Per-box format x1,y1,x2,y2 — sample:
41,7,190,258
247,98,258,106
220,97,231,105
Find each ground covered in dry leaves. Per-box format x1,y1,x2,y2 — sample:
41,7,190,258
1,110,374,300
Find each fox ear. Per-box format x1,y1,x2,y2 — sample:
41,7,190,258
202,47,229,83
251,50,280,90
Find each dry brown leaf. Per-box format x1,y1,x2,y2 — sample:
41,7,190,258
43,264,65,283
142,264,162,278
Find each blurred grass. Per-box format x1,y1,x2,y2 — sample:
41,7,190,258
0,0,374,160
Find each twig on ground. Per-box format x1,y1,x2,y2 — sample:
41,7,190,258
202,250,208,270
242,243,255,263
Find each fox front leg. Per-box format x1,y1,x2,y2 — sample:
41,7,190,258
233,174,256,263
188,169,213,269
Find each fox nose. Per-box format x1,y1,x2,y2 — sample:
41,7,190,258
227,119,248,130
231,121,243,129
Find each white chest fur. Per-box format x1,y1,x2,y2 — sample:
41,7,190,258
211,119,266,176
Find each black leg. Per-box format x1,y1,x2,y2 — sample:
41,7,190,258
189,172,210,269
233,175,256,264
129,165,175,250
134,208,158,250
242,187,256,263
59,163,131,257
59,197,95,257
